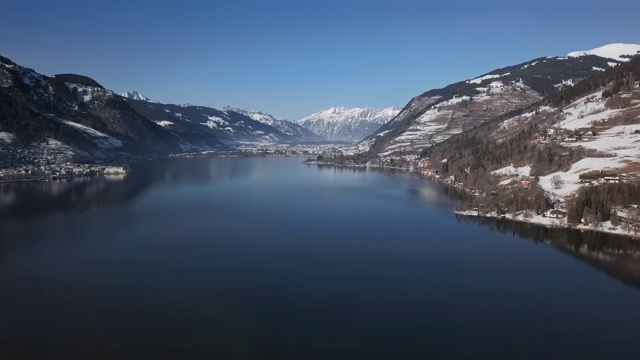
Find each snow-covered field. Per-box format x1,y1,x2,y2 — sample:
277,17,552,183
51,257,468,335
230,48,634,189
491,165,532,177
540,102,640,198
556,93,624,130
539,157,627,198
574,124,640,158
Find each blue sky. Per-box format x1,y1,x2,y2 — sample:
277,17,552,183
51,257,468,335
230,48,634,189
1,0,639,119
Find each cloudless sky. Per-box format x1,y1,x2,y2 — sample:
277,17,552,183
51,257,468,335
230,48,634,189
1,0,639,119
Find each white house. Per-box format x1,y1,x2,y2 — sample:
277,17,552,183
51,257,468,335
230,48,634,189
544,209,565,218
104,166,127,175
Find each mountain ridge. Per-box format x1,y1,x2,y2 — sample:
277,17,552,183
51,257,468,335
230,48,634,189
566,43,640,62
363,43,640,156
0,56,187,162
221,106,324,142
298,106,400,142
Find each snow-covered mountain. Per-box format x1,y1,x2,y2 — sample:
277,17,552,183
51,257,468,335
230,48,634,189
365,43,640,156
0,53,330,162
567,43,640,62
413,56,640,236
223,106,324,142
121,90,151,102
298,106,400,142
123,100,307,145
0,57,191,160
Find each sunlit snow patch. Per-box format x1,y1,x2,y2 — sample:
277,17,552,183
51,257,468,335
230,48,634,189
154,120,174,127
201,115,230,129
0,132,14,144
62,120,123,148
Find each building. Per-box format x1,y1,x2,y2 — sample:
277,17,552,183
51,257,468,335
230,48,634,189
104,166,128,175
604,177,620,183
544,209,565,218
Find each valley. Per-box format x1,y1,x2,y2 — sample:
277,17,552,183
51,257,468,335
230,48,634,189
3,44,640,239
4,2,640,357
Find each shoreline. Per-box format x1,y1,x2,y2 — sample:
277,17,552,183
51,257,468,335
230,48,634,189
0,163,129,184
6,153,639,242
305,159,640,241
453,209,640,241
0,150,314,184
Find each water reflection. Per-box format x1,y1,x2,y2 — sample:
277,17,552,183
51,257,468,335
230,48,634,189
311,163,466,203
456,215,640,290
2,157,639,292
0,158,258,218
0,158,461,219
2,157,640,358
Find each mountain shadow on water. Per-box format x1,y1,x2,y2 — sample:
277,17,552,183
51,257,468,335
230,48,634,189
455,215,640,290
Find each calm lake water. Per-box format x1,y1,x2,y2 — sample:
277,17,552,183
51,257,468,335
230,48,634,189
1,157,640,359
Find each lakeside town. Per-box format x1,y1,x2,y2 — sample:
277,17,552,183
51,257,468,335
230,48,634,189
0,137,129,183
0,141,342,183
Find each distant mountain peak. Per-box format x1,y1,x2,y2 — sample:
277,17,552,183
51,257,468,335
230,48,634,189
325,106,349,114
307,106,399,123
298,106,400,142
567,43,640,62
121,91,151,102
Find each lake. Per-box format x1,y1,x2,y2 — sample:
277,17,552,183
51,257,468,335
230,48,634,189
1,157,640,359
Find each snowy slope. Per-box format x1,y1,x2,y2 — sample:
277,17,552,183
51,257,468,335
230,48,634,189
222,106,324,142
124,100,303,144
366,43,640,156
0,55,186,158
567,43,640,62
298,106,400,142
486,59,640,199
121,91,151,102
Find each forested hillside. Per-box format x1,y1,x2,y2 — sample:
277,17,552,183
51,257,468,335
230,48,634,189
423,56,640,221
363,45,639,156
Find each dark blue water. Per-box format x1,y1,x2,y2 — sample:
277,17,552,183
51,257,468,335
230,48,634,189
1,157,640,359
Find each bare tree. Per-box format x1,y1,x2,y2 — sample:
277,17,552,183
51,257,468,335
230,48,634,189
630,207,640,235
551,175,564,189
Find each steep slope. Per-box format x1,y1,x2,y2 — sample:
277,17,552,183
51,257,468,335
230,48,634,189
366,43,640,156
124,100,301,144
222,106,324,142
422,56,640,205
0,56,188,162
298,106,400,142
